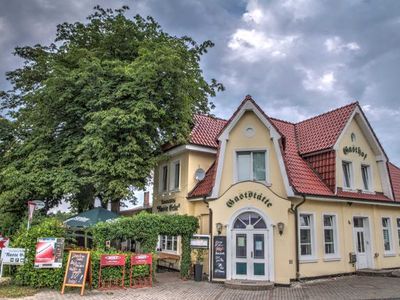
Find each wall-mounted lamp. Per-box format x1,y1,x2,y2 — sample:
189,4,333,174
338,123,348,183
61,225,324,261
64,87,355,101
277,222,285,236
216,223,223,235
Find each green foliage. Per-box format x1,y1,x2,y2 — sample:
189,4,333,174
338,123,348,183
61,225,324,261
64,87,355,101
11,218,67,289
0,5,223,230
92,212,198,278
193,248,206,264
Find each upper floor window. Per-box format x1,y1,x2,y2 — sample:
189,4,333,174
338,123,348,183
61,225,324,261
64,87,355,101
161,165,168,192
170,160,180,191
361,165,372,191
342,161,353,189
299,213,315,259
236,150,267,182
382,217,393,254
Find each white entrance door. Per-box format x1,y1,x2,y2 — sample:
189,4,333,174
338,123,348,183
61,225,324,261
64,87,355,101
353,217,371,269
231,212,268,281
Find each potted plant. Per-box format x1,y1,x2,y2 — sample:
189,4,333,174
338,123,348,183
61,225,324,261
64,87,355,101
193,248,206,282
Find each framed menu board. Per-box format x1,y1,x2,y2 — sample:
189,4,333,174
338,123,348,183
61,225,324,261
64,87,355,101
213,236,226,279
61,251,91,296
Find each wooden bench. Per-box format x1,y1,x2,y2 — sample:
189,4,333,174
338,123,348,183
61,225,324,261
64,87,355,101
157,252,180,270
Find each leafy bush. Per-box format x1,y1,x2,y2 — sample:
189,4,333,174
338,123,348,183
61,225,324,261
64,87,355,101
11,218,67,289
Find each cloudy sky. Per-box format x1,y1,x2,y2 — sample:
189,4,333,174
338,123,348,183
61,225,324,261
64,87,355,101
1,0,400,168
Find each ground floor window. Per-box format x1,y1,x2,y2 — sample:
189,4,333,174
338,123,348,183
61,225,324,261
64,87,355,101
397,218,400,248
299,213,314,259
323,214,338,257
382,217,393,253
159,235,178,252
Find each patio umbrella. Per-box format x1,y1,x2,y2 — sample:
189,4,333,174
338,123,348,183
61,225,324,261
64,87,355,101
64,207,119,248
64,207,119,229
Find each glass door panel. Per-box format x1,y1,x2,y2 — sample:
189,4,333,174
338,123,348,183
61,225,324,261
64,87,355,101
236,234,247,258
252,233,266,277
357,231,365,253
253,234,265,259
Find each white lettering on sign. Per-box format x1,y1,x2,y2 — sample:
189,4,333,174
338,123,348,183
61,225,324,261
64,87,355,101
0,248,25,265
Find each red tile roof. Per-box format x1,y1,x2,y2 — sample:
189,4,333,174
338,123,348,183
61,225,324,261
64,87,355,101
270,118,334,196
189,114,226,148
337,189,392,202
184,97,397,203
296,102,358,155
389,163,400,201
188,162,216,198
304,151,336,192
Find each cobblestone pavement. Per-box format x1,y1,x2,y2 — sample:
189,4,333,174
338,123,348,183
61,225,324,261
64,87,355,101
5,274,400,300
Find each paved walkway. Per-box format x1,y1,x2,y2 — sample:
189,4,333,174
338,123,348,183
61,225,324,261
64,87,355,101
5,274,400,300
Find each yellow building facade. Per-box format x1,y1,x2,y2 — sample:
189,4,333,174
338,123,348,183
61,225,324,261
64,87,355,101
153,96,400,285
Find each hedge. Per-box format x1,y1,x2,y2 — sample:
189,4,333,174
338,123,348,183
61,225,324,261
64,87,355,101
9,212,199,288
92,212,199,279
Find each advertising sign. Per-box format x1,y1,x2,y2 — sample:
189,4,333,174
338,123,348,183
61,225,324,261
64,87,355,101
34,238,64,268
61,251,91,296
213,236,227,279
131,254,152,265
0,248,25,265
100,254,126,266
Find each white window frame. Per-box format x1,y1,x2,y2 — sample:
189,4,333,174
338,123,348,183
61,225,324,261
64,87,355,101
169,160,181,191
397,218,400,250
298,212,317,262
158,235,179,254
322,213,340,261
342,160,354,190
382,217,394,256
361,164,374,193
234,148,269,183
159,164,169,193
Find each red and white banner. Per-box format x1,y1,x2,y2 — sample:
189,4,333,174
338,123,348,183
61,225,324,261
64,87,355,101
28,201,36,222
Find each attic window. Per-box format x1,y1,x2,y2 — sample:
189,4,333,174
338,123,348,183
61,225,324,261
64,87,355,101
351,133,356,143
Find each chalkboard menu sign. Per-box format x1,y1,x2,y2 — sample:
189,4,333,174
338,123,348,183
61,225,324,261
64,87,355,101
61,251,91,296
213,236,226,279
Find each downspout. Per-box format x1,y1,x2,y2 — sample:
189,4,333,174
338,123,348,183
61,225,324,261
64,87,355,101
293,194,306,280
204,198,213,282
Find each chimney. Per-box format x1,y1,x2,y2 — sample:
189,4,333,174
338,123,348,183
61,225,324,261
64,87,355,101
143,191,150,208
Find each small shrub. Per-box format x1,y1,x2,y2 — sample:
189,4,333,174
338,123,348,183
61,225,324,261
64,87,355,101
11,218,67,289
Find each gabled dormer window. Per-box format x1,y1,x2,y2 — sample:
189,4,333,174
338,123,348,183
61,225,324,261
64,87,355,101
170,160,180,191
361,165,372,191
161,165,168,192
342,161,353,189
236,150,267,182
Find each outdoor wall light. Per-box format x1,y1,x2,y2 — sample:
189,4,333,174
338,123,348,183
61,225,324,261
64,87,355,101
277,222,285,235
216,222,223,235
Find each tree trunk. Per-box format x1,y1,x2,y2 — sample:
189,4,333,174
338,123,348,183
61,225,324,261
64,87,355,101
110,200,120,213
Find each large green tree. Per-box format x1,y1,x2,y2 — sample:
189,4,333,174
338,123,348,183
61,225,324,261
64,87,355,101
0,6,223,232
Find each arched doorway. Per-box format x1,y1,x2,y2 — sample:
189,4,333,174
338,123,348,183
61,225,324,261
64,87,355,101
229,209,273,281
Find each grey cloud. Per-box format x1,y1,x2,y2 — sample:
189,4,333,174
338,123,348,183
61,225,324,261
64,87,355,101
0,0,399,165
